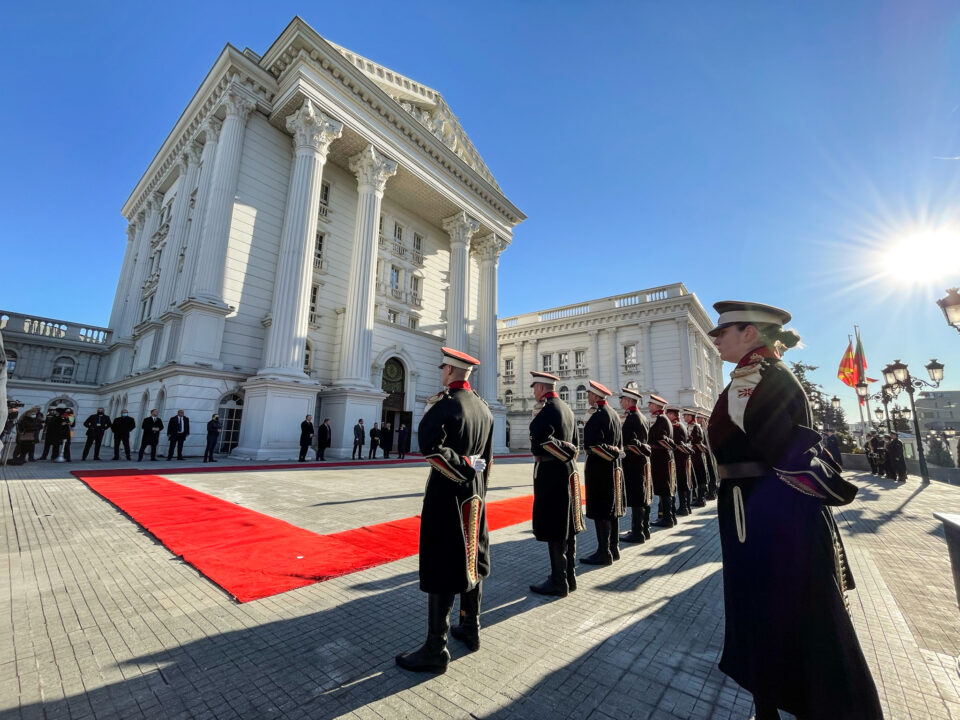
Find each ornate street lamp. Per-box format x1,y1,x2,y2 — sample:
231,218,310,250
831,395,841,410
856,381,869,400
937,288,960,334
882,358,946,483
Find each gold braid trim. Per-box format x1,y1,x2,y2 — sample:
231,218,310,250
461,495,482,587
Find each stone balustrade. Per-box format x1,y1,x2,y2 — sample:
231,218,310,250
0,310,112,345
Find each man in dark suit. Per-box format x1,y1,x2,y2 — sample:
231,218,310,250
381,421,393,459
138,409,164,461
82,408,112,461
886,432,907,482
397,424,409,459
369,422,381,459
299,415,315,462
111,409,136,461
167,409,190,460
352,419,365,460
316,418,332,461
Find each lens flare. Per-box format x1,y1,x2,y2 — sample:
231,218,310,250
879,229,960,285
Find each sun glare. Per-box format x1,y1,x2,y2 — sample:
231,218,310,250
880,229,960,285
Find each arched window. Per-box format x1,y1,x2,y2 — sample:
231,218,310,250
46,396,76,414
51,357,75,383
156,389,166,420
559,386,569,402
504,389,514,405
217,393,244,454
5,349,16,374
576,385,587,402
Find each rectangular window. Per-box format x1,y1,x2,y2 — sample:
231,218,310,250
410,276,420,294
542,354,552,372
413,233,423,251
623,344,638,365
558,352,569,371
314,232,325,270
504,358,514,374
390,266,401,289
387,309,399,324
320,181,330,206
394,222,403,241
575,350,586,369
309,284,320,324
408,317,418,330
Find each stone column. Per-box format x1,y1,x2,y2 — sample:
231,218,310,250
610,325,620,390
109,222,139,332
174,119,221,308
443,211,479,351
336,144,397,386
191,85,256,303
129,193,164,329
154,145,202,317
590,329,601,378
677,318,692,388
260,99,342,376
516,339,526,401
643,322,655,392
473,234,506,400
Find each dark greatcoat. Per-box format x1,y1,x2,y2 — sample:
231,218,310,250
417,386,494,594
300,421,314,447
530,395,583,541
140,416,164,443
318,423,332,450
583,402,624,519
708,353,882,719
688,423,711,494
824,433,843,469
111,415,136,438
621,408,652,509
649,413,676,496
887,438,906,479
671,421,693,492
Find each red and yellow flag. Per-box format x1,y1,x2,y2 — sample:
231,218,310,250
838,340,858,387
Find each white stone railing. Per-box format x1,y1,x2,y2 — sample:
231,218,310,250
501,283,688,329
313,254,327,272
391,241,407,260
411,249,424,266
0,311,112,345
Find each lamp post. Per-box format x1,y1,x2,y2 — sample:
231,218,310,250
867,383,895,434
882,358,945,483
937,288,960,334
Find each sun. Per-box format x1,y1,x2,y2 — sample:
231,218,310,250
880,229,960,285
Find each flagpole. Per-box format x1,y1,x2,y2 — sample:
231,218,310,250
855,325,872,445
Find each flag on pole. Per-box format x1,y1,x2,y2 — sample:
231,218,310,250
853,336,878,384
838,340,858,387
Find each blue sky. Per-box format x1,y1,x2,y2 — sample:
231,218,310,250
1,1,958,421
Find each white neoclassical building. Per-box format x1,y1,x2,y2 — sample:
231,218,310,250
497,284,722,450
3,18,523,459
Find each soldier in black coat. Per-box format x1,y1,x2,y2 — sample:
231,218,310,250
684,409,710,508
867,432,886,476
886,432,907,482
82,408,112,461
708,300,881,720
138,409,164,461
528,371,583,597
204,415,222,463
666,406,694,517
823,429,843,469
699,411,721,500
579,380,625,566
648,395,677,527
111,409,136,461
620,387,652,543
368,422,381,459
396,347,494,675
299,415,314,462
316,419,332,461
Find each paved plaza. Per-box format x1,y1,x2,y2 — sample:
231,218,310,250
2,456,959,719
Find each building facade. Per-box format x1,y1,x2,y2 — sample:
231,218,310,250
3,18,524,459
496,284,722,450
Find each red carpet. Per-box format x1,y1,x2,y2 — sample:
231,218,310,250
73,469,549,603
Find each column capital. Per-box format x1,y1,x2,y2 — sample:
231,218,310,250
201,116,222,142
127,224,138,242
349,144,398,193
136,209,146,225
185,140,203,166
286,98,343,157
221,85,257,120
473,233,507,262
147,191,164,214
443,210,480,247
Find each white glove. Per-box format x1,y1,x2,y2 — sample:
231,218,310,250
469,455,487,473
618,450,626,459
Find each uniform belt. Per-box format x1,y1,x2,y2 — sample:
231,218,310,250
532,454,562,463
718,462,768,479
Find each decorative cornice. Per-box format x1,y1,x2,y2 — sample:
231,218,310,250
443,211,480,247
285,98,343,157
349,144,397,192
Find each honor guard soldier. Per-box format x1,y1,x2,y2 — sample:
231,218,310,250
699,410,720,500
684,408,710,508
648,394,678,527
707,300,881,719
887,432,907,482
619,387,653,543
580,381,625,566
396,347,494,674
528,371,583,597
666,405,694,517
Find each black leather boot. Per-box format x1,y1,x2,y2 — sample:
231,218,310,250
530,542,569,596
642,506,652,539
651,496,674,527
609,518,621,560
451,583,481,651
580,519,613,565
566,536,577,591
396,593,454,673
621,510,645,543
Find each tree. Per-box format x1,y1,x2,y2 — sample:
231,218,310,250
927,436,955,468
789,361,854,452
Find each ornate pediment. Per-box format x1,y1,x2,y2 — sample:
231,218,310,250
327,42,501,191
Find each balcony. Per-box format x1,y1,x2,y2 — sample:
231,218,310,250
574,401,588,410
378,234,387,250
313,254,327,273
502,373,515,385
408,291,423,308
391,241,407,260
411,249,424,266
623,362,640,373
317,202,329,220
390,286,405,301
574,367,588,378
556,368,571,378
